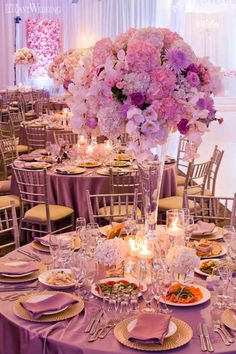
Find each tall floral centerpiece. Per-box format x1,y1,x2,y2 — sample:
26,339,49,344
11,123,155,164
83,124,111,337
69,27,223,236
14,47,37,84
47,48,92,91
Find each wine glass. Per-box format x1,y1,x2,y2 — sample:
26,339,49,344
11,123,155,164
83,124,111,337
158,270,173,314
86,223,100,256
71,253,85,294
75,217,86,252
59,236,73,268
49,234,60,269
84,256,96,299
139,260,155,313
211,267,222,307
217,263,231,306
223,226,235,259
184,215,195,244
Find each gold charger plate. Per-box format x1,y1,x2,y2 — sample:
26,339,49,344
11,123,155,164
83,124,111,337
0,263,45,283
114,154,133,161
114,316,193,351
107,161,131,167
54,167,86,175
31,237,80,253
13,291,84,323
77,162,102,168
221,309,236,331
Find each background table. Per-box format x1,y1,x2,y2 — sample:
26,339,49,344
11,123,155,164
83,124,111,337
11,163,177,221
0,243,235,354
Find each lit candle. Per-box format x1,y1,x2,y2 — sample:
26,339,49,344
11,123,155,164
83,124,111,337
138,240,153,259
129,238,139,257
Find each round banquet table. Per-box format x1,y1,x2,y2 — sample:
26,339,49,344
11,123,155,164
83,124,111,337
0,243,235,354
10,163,177,221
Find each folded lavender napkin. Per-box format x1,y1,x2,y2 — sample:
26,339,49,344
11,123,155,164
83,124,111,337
0,261,39,275
128,313,171,344
34,235,50,246
21,293,78,319
192,221,215,236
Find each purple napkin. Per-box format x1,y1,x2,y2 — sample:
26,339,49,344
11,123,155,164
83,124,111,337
128,313,171,344
34,235,49,246
21,293,78,319
192,221,215,236
0,261,39,275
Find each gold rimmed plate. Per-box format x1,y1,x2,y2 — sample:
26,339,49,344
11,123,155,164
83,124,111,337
13,291,84,323
53,167,86,175
31,232,80,253
0,263,45,283
77,162,101,168
107,161,131,168
114,316,193,351
221,309,236,331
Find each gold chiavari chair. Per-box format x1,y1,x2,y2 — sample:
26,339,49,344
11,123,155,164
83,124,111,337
86,189,141,224
0,138,18,180
184,192,236,228
0,121,28,155
54,131,78,146
13,167,74,240
176,135,197,186
25,125,47,150
205,145,224,196
0,200,20,251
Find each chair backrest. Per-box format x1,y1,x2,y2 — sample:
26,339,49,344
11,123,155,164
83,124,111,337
25,125,47,149
21,92,34,112
0,121,13,139
0,200,20,250
54,131,78,146
8,111,23,138
176,136,196,175
207,145,224,196
184,192,236,227
109,168,140,194
0,138,18,179
184,159,212,195
86,189,139,224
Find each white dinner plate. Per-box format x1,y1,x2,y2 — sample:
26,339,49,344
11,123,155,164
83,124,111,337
38,269,76,289
194,258,222,277
91,277,140,298
160,283,211,307
1,261,36,278
199,244,227,259
190,226,222,240
127,319,177,339
25,294,69,315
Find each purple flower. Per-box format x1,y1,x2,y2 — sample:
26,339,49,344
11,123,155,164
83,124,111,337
166,49,188,73
86,117,97,129
130,92,146,108
197,98,206,110
186,71,200,87
177,119,190,135
119,102,132,119
186,64,199,73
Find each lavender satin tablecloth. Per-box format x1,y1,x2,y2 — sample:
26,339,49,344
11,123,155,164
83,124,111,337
0,244,235,354
10,164,176,221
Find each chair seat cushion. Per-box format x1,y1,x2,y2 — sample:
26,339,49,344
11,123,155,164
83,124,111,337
24,204,74,223
99,205,141,222
16,145,29,154
25,111,36,117
0,195,20,208
158,196,195,210
176,186,202,197
0,180,11,193
176,175,186,185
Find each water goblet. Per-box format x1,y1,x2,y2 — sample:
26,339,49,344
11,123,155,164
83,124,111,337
84,256,96,299
184,216,195,244
49,234,60,269
158,270,173,314
124,217,137,237
217,263,231,306
139,260,155,313
59,236,73,268
86,223,100,256
76,217,86,252
223,226,236,259
71,253,85,294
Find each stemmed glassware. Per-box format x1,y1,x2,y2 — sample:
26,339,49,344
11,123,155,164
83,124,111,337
223,226,236,259
182,208,194,244
217,263,232,306
86,223,100,256
139,260,155,313
71,252,85,294
59,236,73,268
158,269,173,314
124,217,137,238
83,256,97,300
75,217,86,253
49,234,60,269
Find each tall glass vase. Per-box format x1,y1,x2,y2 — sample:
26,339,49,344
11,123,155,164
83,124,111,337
138,144,168,239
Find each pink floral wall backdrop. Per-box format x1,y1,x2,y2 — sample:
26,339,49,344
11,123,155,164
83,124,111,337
26,19,61,78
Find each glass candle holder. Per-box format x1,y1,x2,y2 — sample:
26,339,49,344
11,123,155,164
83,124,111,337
166,209,185,246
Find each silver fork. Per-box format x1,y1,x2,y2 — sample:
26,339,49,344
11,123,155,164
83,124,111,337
215,321,234,343
213,322,231,346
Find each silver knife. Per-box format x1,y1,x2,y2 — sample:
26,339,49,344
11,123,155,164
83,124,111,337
202,324,214,352
84,309,102,333
197,324,207,352
89,309,104,335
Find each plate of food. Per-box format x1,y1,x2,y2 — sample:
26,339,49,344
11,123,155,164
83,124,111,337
127,318,177,339
35,156,54,163
96,168,128,176
38,269,76,289
188,239,227,258
114,154,133,161
77,162,102,168
91,277,139,298
162,283,211,306
107,161,131,168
